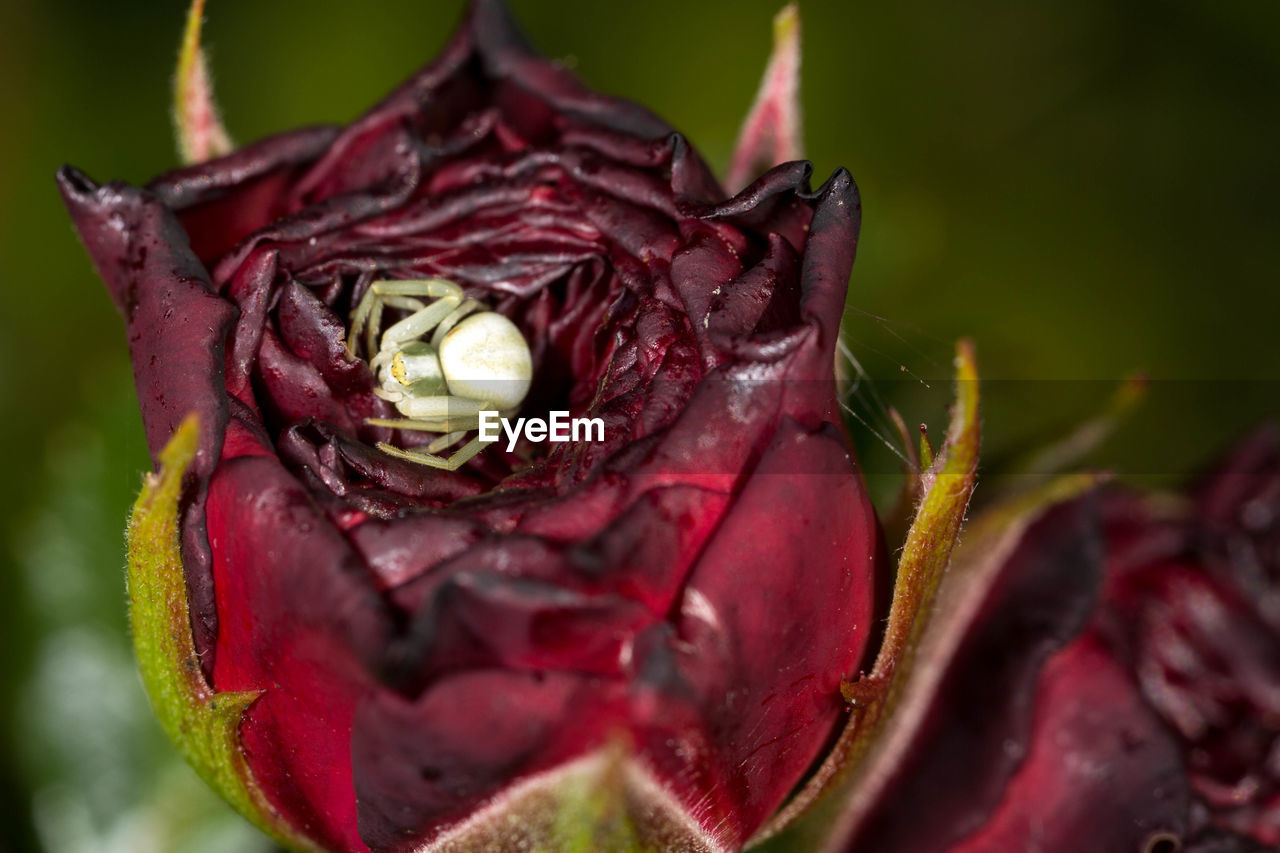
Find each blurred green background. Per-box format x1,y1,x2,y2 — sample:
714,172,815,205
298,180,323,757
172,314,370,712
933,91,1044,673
0,0,1276,849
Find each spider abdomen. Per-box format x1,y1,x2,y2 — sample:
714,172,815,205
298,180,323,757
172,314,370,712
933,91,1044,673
437,312,532,411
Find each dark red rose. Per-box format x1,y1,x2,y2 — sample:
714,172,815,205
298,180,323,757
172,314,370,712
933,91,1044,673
1097,427,1280,847
58,1,877,850
805,427,1280,853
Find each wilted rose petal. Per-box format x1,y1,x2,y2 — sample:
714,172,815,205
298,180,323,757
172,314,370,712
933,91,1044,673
800,428,1280,853
1098,426,1280,846
819,490,1107,852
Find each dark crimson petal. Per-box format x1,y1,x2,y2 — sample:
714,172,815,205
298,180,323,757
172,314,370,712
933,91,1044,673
693,160,816,251
351,172,588,243
793,170,859,375
1099,506,1280,841
347,513,489,591
378,487,728,676
668,132,727,206
257,328,363,435
285,24,476,206
1196,425,1280,626
352,671,624,852
945,635,1190,852
270,279,396,445
211,155,421,288
827,495,1103,852
669,228,746,365
206,446,396,853
147,125,340,210
1197,425,1280,530
593,368,774,489
221,401,278,461
223,247,278,404
57,166,235,664
632,418,877,848
708,233,803,341
55,167,232,489
379,537,634,685
276,280,373,396
561,484,730,614
277,422,489,514
146,125,341,262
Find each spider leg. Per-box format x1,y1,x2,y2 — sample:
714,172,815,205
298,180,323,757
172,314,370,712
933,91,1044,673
425,430,470,454
370,279,464,299
375,435,493,471
394,395,493,422
348,284,380,355
429,298,484,348
365,397,506,434
365,296,429,359
380,295,461,351
347,278,466,357
365,415,482,433
380,295,427,312
371,387,406,404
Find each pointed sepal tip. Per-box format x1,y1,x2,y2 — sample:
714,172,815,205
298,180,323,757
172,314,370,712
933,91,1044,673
725,3,804,192
174,0,234,164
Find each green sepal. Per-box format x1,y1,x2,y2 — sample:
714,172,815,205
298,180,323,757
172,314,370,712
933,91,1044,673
724,3,803,192
424,742,716,853
174,0,234,164
126,414,319,852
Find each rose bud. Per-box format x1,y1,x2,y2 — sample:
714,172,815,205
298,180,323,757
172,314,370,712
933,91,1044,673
57,1,879,850
774,427,1279,853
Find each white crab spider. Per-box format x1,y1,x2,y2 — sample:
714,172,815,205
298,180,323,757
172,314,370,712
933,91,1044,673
347,278,532,470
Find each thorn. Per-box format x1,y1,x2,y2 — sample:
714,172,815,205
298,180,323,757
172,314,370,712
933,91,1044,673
840,673,888,708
